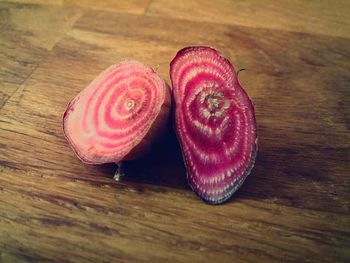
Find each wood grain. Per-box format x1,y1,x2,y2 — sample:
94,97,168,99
0,1,350,262
147,0,350,39
63,0,152,14
5,0,152,14
0,2,81,108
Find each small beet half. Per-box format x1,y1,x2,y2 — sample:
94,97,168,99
170,46,257,204
63,61,171,164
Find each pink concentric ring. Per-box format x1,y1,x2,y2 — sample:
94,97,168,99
63,61,167,164
171,47,257,204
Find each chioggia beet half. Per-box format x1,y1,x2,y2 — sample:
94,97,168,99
63,61,171,165
170,46,257,204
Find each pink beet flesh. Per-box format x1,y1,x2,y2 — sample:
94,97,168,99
63,61,170,164
170,46,257,204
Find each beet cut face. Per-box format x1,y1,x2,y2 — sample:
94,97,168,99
170,46,257,204
63,61,170,164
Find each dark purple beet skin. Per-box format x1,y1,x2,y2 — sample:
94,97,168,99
170,46,257,204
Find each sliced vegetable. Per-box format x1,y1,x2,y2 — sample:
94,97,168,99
170,46,257,204
63,61,171,164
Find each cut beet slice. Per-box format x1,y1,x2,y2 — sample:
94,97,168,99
63,61,171,164
170,46,257,204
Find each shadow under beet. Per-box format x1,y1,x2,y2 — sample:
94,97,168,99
116,128,189,191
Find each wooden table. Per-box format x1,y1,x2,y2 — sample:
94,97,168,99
1,1,349,262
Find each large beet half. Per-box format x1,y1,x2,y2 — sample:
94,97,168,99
63,61,171,164
170,46,257,204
